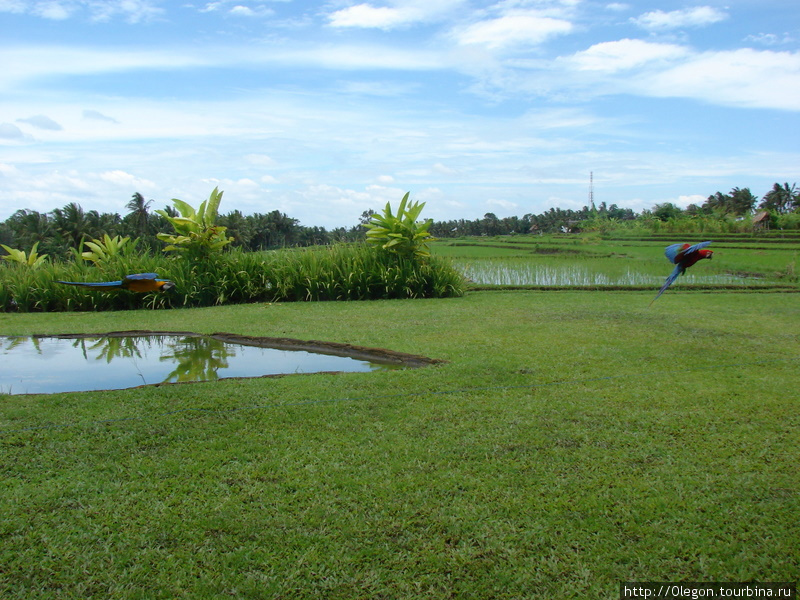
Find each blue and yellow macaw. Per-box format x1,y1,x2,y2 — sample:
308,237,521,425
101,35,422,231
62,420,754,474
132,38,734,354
650,241,713,305
56,272,175,293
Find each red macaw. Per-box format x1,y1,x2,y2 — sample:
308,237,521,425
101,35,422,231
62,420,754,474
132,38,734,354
650,241,713,305
56,272,175,293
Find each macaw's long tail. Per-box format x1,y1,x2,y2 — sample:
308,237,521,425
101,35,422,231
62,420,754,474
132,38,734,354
649,264,684,307
56,280,124,289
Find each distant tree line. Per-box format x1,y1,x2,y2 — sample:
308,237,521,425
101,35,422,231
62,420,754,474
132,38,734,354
0,193,366,260
429,202,637,237
430,182,798,236
1,183,797,257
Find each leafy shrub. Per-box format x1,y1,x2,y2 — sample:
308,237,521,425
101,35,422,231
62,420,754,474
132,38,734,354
1,242,48,269
156,188,233,258
364,192,436,259
81,234,137,265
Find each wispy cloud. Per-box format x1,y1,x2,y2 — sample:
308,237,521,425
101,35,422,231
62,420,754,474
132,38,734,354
328,4,408,29
31,1,74,20
229,5,275,18
0,122,28,140
0,45,211,91
17,114,63,130
566,39,687,72
0,0,163,22
641,48,800,111
453,12,573,49
745,32,797,46
632,6,728,31
0,42,446,93
327,0,465,29
98,169,157,189
83,109,119,123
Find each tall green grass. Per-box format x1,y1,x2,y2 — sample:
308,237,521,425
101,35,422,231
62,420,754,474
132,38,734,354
0,245,466,312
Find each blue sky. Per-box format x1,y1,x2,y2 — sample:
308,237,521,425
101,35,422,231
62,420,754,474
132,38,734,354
1,0,798,229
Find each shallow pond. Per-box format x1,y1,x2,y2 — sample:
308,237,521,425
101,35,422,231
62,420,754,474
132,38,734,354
0,333,407,395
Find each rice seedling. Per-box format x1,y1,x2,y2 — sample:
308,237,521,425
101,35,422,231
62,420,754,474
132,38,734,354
434,234,798,290
455,257,779,287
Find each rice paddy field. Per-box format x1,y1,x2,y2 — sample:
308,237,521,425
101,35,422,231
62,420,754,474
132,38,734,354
433,233,799,291
1,233,798,599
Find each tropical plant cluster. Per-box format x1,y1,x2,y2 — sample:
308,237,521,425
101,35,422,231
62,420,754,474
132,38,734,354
0,189,465,312
0,246,464,312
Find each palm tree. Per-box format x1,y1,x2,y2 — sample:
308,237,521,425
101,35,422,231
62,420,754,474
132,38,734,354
126,192,153,238
6,209,54,249
760,182,798,215
51,202,90,249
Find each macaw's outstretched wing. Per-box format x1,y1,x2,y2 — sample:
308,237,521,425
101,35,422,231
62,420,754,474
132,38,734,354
665,241,712,264
56,279,124,288
122,273,159,284
56,273,172,292
121,273,174,292
649,263,684,306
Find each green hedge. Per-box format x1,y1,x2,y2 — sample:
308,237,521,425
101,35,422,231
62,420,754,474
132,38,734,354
0,244,466,312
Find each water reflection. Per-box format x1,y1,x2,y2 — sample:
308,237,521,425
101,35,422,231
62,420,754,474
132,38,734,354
1,334,399,395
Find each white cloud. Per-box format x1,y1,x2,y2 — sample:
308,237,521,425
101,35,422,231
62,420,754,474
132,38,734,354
745,32,796,47
229,4,274,18
486,198,518,210
0,1,27,14
32,1,74,20
274,44,444,71
83,109,119,123
0,44,443,95
567,39,687,72
199,2,224,12
99,170,157,189
0,0,163,22
328,0,465,29
0,123,27,140
676,194,706,208
432,162,458,175
454,13,573,49
328,4,404,29
0,46,212,91
0,162,21,176
87,0,164,23
245,153,276,166
17,114,63,130
643,48,800,111
632,6,727,30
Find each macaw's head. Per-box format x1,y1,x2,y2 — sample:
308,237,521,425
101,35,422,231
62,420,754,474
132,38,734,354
159,280,176,291
700,249,713,260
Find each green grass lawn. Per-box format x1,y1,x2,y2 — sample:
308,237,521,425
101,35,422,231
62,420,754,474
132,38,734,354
1,288,798,599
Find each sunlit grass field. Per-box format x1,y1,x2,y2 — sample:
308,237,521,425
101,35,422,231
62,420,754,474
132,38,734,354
1,234,798,599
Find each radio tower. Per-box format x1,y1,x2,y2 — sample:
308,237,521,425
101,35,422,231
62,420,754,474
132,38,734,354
588,171,595,211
